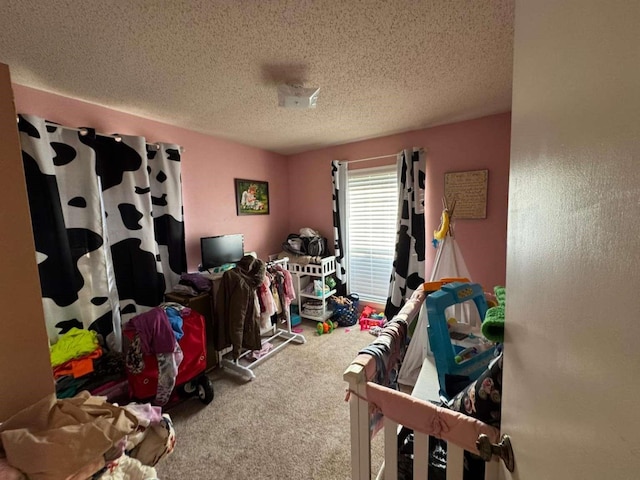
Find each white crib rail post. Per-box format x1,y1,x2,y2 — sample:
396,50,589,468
446,443,465,480
413,432,429,480
383,417,398,480
344,364,371,480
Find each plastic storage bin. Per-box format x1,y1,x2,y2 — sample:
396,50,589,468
290,304,301,327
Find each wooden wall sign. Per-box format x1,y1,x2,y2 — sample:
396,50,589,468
444,169,488,219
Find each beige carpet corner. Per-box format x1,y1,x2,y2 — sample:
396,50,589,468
156,322,383,480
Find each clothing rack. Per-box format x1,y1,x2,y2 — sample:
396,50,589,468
219,256,306,381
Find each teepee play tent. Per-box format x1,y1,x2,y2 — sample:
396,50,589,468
397,215,480,388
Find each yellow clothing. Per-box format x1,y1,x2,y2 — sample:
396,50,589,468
50,327,99,367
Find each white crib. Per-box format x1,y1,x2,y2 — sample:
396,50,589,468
343,287,502,480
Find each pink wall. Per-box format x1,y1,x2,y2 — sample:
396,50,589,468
12,84,510,289
12,85,290,271
287,113,511,290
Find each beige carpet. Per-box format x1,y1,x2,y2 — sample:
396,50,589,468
156,321,383,480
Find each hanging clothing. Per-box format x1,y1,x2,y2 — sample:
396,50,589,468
282,268,295,305
273,269,288,322
213,255,266,358
258,274,277,329
267,265,296,324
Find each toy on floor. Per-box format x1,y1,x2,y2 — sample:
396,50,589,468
358,306,386,330
316,319,336,335
368,326,383,336
426,281,497,398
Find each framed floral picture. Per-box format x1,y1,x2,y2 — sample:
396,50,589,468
234,179,270,215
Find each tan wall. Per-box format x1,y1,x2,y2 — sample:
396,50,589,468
0,63,53,420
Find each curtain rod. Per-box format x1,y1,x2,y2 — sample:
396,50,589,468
342,148,425,165
343,153,398,164
16,116,185,153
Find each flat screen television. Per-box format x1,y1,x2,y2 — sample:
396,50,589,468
200,234,244,270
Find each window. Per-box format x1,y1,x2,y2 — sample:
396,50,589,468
347,165,398,304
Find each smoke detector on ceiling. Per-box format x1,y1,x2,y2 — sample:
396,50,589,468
277,84,320,109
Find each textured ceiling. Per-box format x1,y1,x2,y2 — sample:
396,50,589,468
0,0,514,155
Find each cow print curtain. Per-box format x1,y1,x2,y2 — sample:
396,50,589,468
18,114,186,351
384,148,426,319
331,160,348,296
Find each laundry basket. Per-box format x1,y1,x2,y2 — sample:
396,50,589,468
330,293,360,327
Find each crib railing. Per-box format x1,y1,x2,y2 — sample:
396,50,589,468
343,288,501,480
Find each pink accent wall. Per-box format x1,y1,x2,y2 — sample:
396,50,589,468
287,113,511,290
12,84,290,271
12,84,510,289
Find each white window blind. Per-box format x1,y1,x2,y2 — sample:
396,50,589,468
347,165,398,304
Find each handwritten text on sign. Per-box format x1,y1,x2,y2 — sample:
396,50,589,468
444,169,488,219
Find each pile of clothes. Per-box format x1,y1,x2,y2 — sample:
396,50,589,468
51,328,126,402
0,391,175,480
51,301,197,408
124,304,191,405
171,272,213,297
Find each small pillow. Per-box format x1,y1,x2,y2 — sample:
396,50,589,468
448,353,503,428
